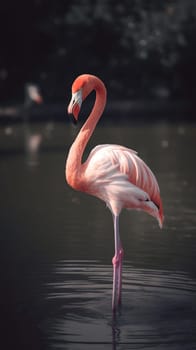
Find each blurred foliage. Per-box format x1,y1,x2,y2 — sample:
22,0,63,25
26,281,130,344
0,0,196,102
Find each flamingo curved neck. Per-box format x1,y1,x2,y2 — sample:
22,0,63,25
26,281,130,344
66,77,107,189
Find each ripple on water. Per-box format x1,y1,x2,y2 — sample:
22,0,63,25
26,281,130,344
44,260,196,350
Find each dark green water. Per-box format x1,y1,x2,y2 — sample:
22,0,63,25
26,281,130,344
0,120,196,349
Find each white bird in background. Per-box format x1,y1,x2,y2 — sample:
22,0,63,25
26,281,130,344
23,83,43,166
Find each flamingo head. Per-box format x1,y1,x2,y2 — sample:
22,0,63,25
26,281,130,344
67,74,98,123
67,89,83,123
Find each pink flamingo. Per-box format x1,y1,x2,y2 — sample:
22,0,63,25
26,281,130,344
65,74,164,312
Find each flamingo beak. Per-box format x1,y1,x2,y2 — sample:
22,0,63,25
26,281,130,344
67,89,82,122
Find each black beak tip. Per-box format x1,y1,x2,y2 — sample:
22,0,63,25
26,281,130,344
70,114,77,125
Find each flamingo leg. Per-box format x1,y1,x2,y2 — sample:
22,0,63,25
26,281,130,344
112,215,124,312
117,242,124,306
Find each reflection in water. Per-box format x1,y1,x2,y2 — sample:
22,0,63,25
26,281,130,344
25,133,42,166
44,260,196,349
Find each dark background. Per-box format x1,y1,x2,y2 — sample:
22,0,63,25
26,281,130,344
0,0,196,108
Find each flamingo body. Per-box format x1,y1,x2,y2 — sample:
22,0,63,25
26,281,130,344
65,74,163,311
82,144,163,222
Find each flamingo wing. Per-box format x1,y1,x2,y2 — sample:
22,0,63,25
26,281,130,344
82,144,163,226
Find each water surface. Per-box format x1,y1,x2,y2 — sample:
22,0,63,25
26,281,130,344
0,120,196,349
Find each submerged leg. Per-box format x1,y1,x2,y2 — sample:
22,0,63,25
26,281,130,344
112,215,124,312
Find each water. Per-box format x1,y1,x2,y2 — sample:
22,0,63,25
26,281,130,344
0,120,196,349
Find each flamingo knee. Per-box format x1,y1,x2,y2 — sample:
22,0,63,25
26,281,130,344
112,248,124,266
